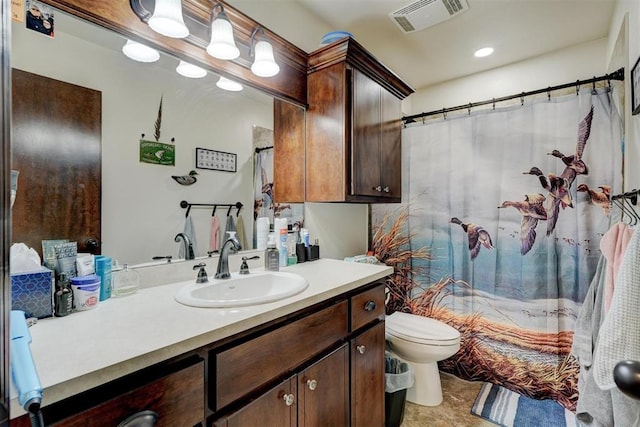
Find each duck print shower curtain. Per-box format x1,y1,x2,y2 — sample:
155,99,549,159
372,86,623,410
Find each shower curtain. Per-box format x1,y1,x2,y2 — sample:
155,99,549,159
372,86,623,410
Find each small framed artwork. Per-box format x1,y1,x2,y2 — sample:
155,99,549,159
195,147,237,172
632,56,640,115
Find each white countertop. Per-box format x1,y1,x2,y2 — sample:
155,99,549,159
10,258,392,418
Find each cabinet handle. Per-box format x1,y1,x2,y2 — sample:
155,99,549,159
373,185,382,192
383,186,390,193
306,379,318,390
283,393,295,406
117,410,158,427
357,345,366,354
364,300,376,311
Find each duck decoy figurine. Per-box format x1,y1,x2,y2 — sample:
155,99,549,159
498,193,547,255
172,170,198,186
449,217,494,260
577,184,611,217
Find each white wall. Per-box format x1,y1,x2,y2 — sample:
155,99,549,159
409,38,608,114
12,15,272,265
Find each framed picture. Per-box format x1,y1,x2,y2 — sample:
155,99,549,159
632,56,640,115
195,147,237,172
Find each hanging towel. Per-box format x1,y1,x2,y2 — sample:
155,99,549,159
593,227,640,390
599,222,634,313
236,215,247,249
221,214,237,247
209,215,220,253
180,216,199,259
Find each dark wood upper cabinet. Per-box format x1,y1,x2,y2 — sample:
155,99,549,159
303,37,413,203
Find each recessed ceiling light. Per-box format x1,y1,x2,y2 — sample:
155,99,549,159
474,47,494,58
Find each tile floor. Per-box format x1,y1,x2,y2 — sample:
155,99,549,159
400,372,497,427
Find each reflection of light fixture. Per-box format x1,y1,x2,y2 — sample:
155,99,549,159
176,61,207,78
122,40,160,62
250,27,279,77
206,3,239,60
216,76,243,91
474,47,494,58
148,0,189,38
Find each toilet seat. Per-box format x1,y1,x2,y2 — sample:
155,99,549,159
386,311,460,346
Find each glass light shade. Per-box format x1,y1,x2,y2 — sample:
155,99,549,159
251,40,280,77
122,40,160,63
206,16,240,60
176,61,207,78
148,0,189,38
216,76,243,92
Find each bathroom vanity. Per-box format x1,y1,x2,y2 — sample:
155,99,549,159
10,259,391,426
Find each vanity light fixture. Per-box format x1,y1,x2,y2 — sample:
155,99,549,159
249,27,280,78
122,40,160,63
216,76,243,91
206,3,240,60
148,0,189,38
474,47,494,58
176,60,207,78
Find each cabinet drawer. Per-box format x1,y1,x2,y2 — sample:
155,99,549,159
215,300,349,409
51,360,205,427
351,284,385,331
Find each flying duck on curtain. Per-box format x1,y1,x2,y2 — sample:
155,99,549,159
449,217,494,260
498,193,548,255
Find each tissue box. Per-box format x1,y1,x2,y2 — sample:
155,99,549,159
11,268,53,318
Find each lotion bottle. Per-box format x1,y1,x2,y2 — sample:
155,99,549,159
265,234,279,271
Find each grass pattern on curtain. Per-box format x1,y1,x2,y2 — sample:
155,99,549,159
372,88,623,410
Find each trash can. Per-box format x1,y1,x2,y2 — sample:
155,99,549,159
385,354,414,427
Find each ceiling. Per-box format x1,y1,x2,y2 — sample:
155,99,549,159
232,0,617,91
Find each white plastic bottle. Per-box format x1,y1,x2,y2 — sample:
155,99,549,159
279,229,288,267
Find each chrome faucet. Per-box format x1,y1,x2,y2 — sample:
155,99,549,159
215,233,242,279
175,233,195,260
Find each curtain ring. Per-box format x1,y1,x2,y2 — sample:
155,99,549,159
520,92,525,106
442,108,447,120
592,78,597,95
468,102,472,115
576,80,580,95
492,98,496,110
547,87,551,101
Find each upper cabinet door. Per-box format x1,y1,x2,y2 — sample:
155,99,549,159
379,86,403,199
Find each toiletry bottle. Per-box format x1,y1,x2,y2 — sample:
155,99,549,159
111,264,139,297
265,234,279,271
54,273,73,317
279,229,288,267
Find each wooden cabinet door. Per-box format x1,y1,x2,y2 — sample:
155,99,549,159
217,377,296,427
351,321,385,427
298,345,349,427
379,87,402,199
352,69,382,198
274,99,305,203
12,69,101,257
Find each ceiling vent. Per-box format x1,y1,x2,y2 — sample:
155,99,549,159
389,0,469,33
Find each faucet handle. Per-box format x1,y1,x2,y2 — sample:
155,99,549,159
239,256,260,275
193,262,209,283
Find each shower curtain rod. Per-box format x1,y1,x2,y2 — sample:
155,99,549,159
402,67,625,123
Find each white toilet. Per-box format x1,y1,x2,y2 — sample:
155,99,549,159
385,311,461,407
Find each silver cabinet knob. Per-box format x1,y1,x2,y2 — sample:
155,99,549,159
374,185,382,192
306,379,318,390
357,345,366,354
283,393,295,406
383,186,390,193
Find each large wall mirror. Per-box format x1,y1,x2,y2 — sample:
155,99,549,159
11,4,302,266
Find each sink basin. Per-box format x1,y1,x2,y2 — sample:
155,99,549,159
174,271,309,308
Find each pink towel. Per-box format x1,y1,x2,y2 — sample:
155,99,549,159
210,216,220,252
600,222,634,313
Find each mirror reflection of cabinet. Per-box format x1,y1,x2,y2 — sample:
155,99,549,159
11,69,101,257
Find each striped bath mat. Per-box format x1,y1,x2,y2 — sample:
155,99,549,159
471,383,577,427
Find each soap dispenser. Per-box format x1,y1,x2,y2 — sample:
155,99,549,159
265,234,279,271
